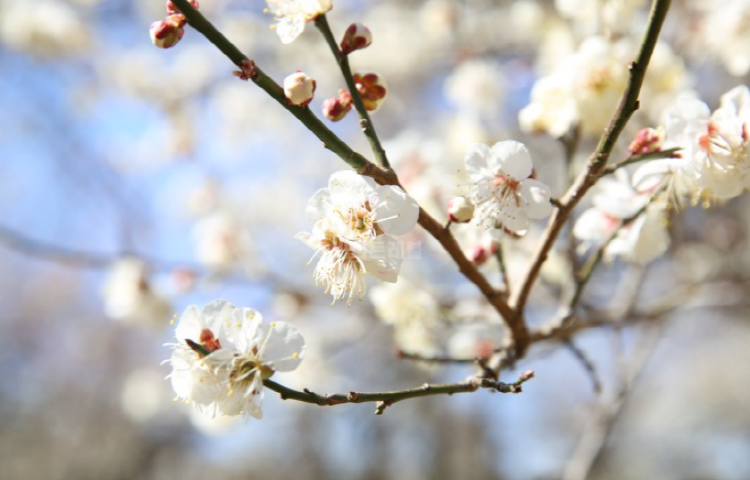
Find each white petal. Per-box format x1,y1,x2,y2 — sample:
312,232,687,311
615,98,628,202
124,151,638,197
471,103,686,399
175,305,202,342
358,235,402,282
328,170,376,202
259,321,305,372
305,188,331,225
489,141,533,180
518,179,552,219
374,185,420,235
665,98,710,142
275,14,305,44
464,143,490,179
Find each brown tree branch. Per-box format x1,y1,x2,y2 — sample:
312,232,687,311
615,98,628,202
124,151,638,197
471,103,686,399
263,370,534,415
509,0,672,338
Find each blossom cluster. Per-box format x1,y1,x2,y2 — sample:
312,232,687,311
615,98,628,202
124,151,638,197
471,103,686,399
167,301,305,418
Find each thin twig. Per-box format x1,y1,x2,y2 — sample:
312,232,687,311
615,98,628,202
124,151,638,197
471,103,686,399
561,325,663,480
263,370,534,415
563,340,602,394
495,241,509,294
510,0,672,344
602,147,682,176
314,15,390,169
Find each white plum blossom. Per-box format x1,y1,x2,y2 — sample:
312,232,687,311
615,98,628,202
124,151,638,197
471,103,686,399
167,301,305,418
634,89,750,208
265,0,332,44
465,141,552,236
521,36,689,138
573,173,670,264
443,59,507,119
100,257,170,327
297,170,419,304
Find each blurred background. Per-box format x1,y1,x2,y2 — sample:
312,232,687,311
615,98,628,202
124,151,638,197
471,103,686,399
1,0,749,479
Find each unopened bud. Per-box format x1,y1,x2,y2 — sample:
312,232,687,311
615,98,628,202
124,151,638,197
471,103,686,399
470,241,498,266
341,22,372,55
447,196,475,223
283,71,316,107
166,0,199,15
353,72,387,112
150,16,185,49
519,370,535,382
629,127,665,155
322,89,353,121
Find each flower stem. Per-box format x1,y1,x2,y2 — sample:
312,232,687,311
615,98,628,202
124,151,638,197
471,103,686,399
314,15,391,170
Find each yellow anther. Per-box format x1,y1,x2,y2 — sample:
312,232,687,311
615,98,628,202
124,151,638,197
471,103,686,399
270,321,277,328
292,352,299,359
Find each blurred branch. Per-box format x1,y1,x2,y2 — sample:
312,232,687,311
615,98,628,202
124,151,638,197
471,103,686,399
263,369,534,415
510,0,672,339
0,223,266,285
561,325,663,480
563,340,602,394
314,15,390,170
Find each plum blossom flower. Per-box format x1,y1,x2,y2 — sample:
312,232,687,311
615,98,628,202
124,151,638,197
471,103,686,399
100,257,170,327
297,170,419,304
573,173,670,264
265,0,332,44
305,170,419,242
167,301,305,418
633,90,750,208
465,141,552,236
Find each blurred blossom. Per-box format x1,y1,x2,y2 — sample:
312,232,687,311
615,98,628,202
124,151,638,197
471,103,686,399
265,0,332,44
0,0,89,56
120,368,175,423
444,58,507,120
701,0,750,76
555,0,647,35
370,279,443,356
192,211,255,272
100,257,171,327
446,323,504,360
574,172,670,264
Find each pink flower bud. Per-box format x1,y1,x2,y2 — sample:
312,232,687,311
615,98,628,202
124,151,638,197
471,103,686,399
150,17,185,49
322,89,353,121
628,127,665,155
283,71,316,106
447,196,475,223
353,72,387,112
340,22,372,55
166,0,199,15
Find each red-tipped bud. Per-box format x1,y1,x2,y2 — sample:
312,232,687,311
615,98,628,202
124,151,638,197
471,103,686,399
519,370,535,382
166,0,199,15
283,71,316,106
150,16,185,49
340,22,372,55
629,127,665,155
447,196,475,223
353,72,387,112
322,89,353,121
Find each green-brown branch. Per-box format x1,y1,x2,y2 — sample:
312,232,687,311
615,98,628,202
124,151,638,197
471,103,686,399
263,370,534,415
510,0,672,331
314,15,390,170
